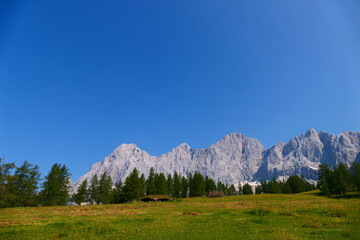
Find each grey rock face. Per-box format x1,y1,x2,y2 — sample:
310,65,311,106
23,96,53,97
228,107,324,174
74,129,360,189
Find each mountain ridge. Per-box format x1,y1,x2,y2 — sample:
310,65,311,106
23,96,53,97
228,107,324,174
74,129,360,189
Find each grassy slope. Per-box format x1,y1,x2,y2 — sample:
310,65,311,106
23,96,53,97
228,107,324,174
0,191,359,240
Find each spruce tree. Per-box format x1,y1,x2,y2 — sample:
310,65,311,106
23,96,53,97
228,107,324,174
255,185,262,194
190,172,205,197
352,162,360,190
13,161,40,207
180,176,188,198
89,175,100,204
146,167,156,195
155,173,167,195
0,158,16,208
205,176,217,193
333,163,351,197
172,172,182,198
40,164,70,206
167,173,173,196
122,168,144,201
73,180,89,205
228,184,236,195
112,181,125,203
242,183,253,195
98,173,113,204
237,182,242,195
318,164,331,196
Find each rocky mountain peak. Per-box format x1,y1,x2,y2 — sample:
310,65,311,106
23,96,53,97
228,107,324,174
74,130,360,190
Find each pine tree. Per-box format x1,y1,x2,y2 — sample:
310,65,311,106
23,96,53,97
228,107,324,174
333,163,351,197
167,173,173,196
89,175,100,204
13,161,40,207
155,173,167,195
242,183,253,195
112,181,124,203
237,182,242,195
228,184,236,195
0,158,16,208
146,167,156,195
255,185,262,194
172,172,182,198
205,176,217,193
180,176,188,198
122,168,145,201
318,164,331,196
352,162,360,190
98,173,113,204
190,172,205,197
73,180,89,205
40,164,70,206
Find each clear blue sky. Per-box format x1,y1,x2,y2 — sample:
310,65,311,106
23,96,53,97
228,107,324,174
1,0,360,181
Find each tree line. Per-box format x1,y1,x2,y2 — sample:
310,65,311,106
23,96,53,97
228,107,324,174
0,158,70,208
254,175,316,194
72,168,244,205
3,157,358,208
318,162,360,197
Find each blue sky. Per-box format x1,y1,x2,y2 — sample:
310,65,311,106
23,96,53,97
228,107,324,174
1,0,360,181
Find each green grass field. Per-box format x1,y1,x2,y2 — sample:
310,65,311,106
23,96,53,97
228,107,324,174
1,191,359,240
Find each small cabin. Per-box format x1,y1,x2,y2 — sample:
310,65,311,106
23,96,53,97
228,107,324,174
141,196,172,202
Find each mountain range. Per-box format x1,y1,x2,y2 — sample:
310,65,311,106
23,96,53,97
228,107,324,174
74,129,360,189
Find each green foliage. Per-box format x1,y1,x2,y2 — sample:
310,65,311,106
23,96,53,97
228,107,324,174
0,158,16,208
318,163,355,197
180,176,188,198
255,185,262,194
146,167,156,195
72,180,89,205
352,162,360,190
40,164,70,206
12,161,40,207
89,175,100,204
167,173,173,196
172,172,182,198
242,183,253,195
189,172,206,197
155,173,167,195
122,168,145,201
98,173,113,204
205,176,217,193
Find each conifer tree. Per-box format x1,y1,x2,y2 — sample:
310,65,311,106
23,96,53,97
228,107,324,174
155,173,167,195
318,164,331,196
98,173,113,204
122,168,144,201
40,164,70,206
255,185,262,194
146,167,156,195
205,176,217,193
12,161,40,207
112,181,124,203
0,158,16,208
190,172,205,197
352,162,360,190
172,172,182,198
167,173,173,196
73,180,89,205
228,184,236,195
180,176,188,198
89,175,100,204
237,182,242,195
242,183,253,195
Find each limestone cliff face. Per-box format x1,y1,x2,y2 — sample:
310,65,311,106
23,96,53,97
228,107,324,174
74,129,360,189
